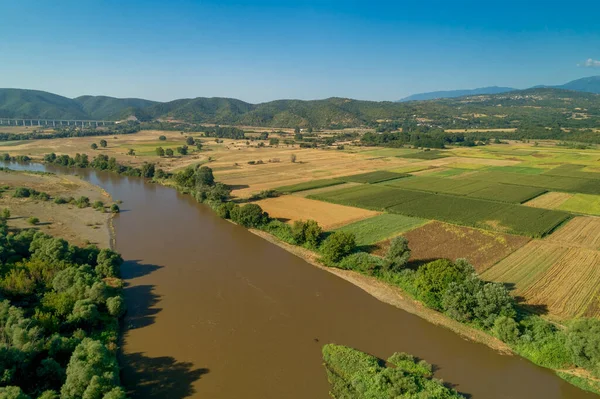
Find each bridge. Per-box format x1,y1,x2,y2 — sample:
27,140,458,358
0,118,116,127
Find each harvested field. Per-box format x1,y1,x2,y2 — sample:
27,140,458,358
483,240,600,318
525,192,573,209
377,221,530,272
275,178,343,193
545,217,600,250
558,194,600,216
334,213,427,246
252,195,379,230
0,170,113,248
338,170,408,184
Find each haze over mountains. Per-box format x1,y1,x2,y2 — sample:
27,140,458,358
398,76,600,102
1,76,599,129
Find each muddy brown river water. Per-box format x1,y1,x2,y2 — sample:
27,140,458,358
6,162,597,399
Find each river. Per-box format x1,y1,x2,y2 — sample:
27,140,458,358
5,161,596,399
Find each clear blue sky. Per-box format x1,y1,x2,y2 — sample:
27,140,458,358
1,0,599,103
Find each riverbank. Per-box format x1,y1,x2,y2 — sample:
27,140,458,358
0,168,115,248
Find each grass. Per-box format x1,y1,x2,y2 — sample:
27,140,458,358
396,150,449,160
275,178,343,193
338,170,409,184
558,194,600,216
426,168,468,177
334,214,427,246
311,184,570,237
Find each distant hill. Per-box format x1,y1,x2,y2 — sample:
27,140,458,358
74,95,158,120
0,84,599,130
0,89,89,119
398,86,516,102
556,76,600,94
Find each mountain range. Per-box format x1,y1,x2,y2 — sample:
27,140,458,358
0,76,599,129
398,76,600,102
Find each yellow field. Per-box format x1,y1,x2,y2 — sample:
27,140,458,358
524,192,573,209
546,217,600,250
482,239,600,318
252,195,379,230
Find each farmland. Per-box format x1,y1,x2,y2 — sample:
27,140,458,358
2,127,600,322
333,213,427,246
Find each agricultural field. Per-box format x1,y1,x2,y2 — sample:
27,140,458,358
482,241,600,318
525,192,573,209
252,195,379,230
337,170,408,184
333,213,427,246
275,178,344,193
312,184,569,237
545,217,600,250
558,194,600,216
379,221,530,272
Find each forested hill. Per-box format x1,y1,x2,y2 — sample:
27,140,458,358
0,87,599,129
398,86,516,102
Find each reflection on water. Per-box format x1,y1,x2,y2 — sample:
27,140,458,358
3,161,595,399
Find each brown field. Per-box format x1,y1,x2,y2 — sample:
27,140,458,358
375,221,529,272
415,156,520,168
524,191,573,209
252,195,379,230
545,217,600,250
482,240,600,318
0,170,113,248
444,128,517,133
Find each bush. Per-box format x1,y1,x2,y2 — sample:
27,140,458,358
106,296,126,317
566,318,600,376
92,200,104,210
159,135,166,141
13,187,33,198
110,204,120,214
216,202,237,219
74,196,90,208
320,231,356,264
493,316,520,344
27,217,39,225
338,253,383,275
1,208,10,220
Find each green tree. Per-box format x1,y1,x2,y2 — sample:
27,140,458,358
566,318,600,376
291,220,322,247
110,204,120,214
127,149,135,156
1,208,10,220
493,316,520,344
290,153,297,163
294,126,300,134
61,339,120,399
195,166,215,187
95,249,123,278
158,135,166,141
196,142,203,151
99,139,107,148
155,147,165,156
186,136,195,145
106,296,125,317
141,163,155,179
90,143,98,150
27,217,39,225
165,148,174,157
269,138,280,146
384,236,411,271
414,259,472,310
177,145,188,155
230,204,269,228
320,231,356,264
0,386,31,399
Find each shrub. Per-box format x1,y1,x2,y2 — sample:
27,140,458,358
13,187,33,198
110,204,120,213
320,231,356,264
106,296,126,317
92,200,104,210
159,135,166,141
74,196,90,208
493,316,520,344
1,208,10,220
27,217,39,225
414,258,473,310
338,253,383,275
291,220,323,247
216,202,237,219
54,197,68,204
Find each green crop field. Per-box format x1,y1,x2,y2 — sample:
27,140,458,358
338,170,408,184
312,184,569,237
467,185,547,203
558,194,600,216
334,213,428,246
467,170,600,195
275,178,343,193
542,164,600,180
487,166,546,174
308,184,427,211
396,150,449,160
427,168,468,177
381,176,546,203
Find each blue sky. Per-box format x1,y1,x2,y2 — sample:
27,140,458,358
1,0,599,103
